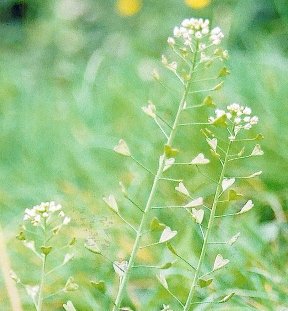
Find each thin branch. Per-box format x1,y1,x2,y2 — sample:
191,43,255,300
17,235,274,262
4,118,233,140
131,156,155,176
117,214,137,232
154,118,169,139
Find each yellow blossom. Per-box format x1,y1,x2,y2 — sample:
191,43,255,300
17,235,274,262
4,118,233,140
185,0,211,9
116,0,141,16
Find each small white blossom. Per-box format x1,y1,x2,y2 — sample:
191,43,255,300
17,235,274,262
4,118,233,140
209,104,259,135
23,202,65,226
167,37,175,46
168,18,222,50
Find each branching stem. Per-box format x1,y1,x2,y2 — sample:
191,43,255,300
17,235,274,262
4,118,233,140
112,43,199,311
183,139,232,310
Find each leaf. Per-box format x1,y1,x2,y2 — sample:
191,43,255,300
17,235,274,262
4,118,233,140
103,194,119,213
119,181,128,197
211,114,227,127
164,145,179,157
251,144,264,156
163,157,175,172
23,240,36,253
175,182,190,197
166,243,177,256
247,171,262,178
63,301,77,311
227,232,240,246
25,285,39,300
222,178,235,192
68,237,77,246
63,253,74,265
16,231,26,241
156,272,168,289
84,238,101,255
185,197,203,208
237,147,245,157
219,292,235,303
113,261,128,277
213,81,224,91
213,254,229,271
10,270,20,283
192,208,204,224
159,227,177,243
202,96,216,107
160,262,174,269
256,133,264,140
206,138,217,151
150,217,166,231
113,139,131,157
238,200,254,214
64,277,79,292
218,67,230,77
41,246,52,256
90,280,106,293
142,102,156,118
228,190,243,201
198,278,213,288
191,153,210,165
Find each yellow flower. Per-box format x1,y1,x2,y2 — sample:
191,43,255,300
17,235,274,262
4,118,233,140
185,0,211,9
116,0,142,16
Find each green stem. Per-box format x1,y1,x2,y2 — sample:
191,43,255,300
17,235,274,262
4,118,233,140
112,44,199,311
183,140,232,311
37,221,47,311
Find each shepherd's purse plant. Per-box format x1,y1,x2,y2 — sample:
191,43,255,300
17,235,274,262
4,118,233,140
90,17,264,311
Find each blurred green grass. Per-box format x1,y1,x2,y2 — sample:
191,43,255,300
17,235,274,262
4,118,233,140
0,0,288,310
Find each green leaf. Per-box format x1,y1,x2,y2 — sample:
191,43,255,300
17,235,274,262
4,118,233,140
164,145,179,157
198,278,213,288
64,277,79,292
202,96,215,107
256,133,264,140
218,67,230,77
166,243,177,256
68,237,77,246
150,217,166,231
90,280,106,293
40,246,52,256
228,190,243,201
16,231,26,241
84,238,101,255
212,114,227,127
160,262,173,269
219,292,235,303
213,81,224,91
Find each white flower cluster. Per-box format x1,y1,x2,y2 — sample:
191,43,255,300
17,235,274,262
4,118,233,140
24,201,70,226
168,18,224,47
209,103,259,132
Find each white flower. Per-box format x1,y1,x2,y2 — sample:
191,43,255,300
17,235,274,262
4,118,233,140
23,202,66,226
243,107,252,115
250,116,259,125
167,37,175,46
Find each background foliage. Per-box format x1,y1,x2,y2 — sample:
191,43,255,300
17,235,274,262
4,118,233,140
0,0,287,310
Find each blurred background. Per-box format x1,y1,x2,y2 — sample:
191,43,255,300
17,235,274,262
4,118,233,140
0,0,287,310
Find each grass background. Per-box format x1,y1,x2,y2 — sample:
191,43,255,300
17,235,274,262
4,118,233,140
0,0,288,310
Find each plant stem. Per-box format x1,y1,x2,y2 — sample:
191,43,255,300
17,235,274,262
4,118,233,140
37,221,47,311
183,140,232,311
112,45,199,311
